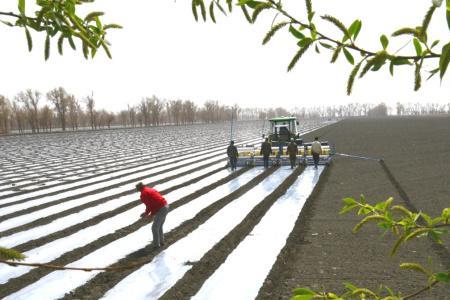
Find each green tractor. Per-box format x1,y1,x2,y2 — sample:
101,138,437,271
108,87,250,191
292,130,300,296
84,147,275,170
264,116,302,146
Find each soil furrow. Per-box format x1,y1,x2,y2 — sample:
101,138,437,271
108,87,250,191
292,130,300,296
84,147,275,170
0,159,225,237
13,166,226,253
0,167,251,298
0,141,230,202
0,138,230,193
0,154,226,222
256,164,332,300
59,167,277,300
160,165,305,300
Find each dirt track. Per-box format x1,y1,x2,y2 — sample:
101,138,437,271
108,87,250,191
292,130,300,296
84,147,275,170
259,116,450,299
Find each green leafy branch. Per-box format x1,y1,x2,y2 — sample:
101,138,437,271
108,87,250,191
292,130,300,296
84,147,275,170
340,195,449,255
291,197,449,300
291,278,444,300
190,0,450,95
0,246,26,261
0,0,122,60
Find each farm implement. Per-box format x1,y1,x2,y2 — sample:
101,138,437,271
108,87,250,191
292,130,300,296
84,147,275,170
235,116,334,167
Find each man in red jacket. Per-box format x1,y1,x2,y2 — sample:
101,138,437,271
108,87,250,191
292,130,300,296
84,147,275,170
136,182,169,249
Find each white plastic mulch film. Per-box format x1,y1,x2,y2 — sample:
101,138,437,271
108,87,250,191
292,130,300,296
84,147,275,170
101,167,293,300
3,168,264,300
193,166,325,300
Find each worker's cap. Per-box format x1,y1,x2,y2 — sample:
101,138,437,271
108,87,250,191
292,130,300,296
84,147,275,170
135,182,144,191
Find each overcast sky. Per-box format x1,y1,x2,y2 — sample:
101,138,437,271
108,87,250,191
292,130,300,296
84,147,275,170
1,0,449,112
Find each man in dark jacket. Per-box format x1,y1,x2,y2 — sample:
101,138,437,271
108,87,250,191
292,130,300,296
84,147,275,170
136,182,169,249
287,138,298,169
260,138,272,168
227,140,238,171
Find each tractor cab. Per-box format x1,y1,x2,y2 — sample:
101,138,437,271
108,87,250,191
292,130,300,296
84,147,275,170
267,117,302,146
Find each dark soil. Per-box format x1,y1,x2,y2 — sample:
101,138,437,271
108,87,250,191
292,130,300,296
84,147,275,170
258,116,450,299
1,117,449,299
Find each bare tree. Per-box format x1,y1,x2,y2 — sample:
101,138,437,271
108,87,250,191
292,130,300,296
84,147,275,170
11,101,26,133
85,94,96,130
168,100,183,125
0,95,11,134
47,87,69,131
182,100,197,124
148,95,164,126
139,98,150,126
15,89,41,133
68,95,81,130
39,105,54,132
127,104,136,127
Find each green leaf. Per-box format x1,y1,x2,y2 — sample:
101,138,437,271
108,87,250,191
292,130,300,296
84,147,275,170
391,27,419,37
343,197,357,205
435,272,450,283
399,262,431,276
44,34,50,60
439,42,450,79
241,4,252,23
353,215,386,233
199,0,207,21
215,1,227,16
427,229,443,243
314,44,320,53
287,41,312,72
57,34,64,55
321,15,350,41
289,25,305,39
293,288,316,295
25,28,32,52
431,40,440,49
405,228,430,241
297,37,313,48
103,24,123,30
252,3,271,23
262,22,289,45
227,0,233,12
343,48,354,65
421,5,436,34
209,1,216,23
344,282,358,291
304,0,313,16
82,41,89,59
413,38,422,56
85,11,105,22
0,246,26,260
392,58,411,66
447,0,450,31
319,42,333,49
68,35,76,50
380,34,389,50
18,0,25,15
347,60,362,95
330,46,341,63
348,20,362,40
391,234,407,256
192,0,199,21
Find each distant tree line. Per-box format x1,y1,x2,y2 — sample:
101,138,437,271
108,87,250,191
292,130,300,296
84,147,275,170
0,88,449,135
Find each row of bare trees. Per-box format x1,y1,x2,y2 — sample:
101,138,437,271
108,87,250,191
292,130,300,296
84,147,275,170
1,88,449,135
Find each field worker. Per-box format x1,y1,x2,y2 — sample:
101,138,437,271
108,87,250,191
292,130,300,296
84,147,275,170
260,138,272,169
311,136,322,169
136,182,169,249
287,138,298,169
227,140,238,171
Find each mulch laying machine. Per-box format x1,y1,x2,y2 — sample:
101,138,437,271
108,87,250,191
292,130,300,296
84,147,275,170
236,117,334,167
